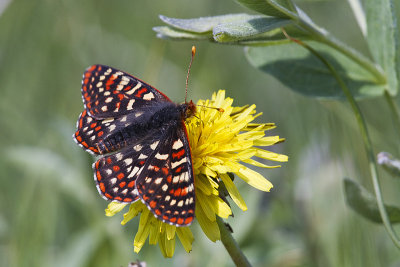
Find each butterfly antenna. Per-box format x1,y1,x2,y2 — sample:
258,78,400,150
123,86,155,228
185,46,196,103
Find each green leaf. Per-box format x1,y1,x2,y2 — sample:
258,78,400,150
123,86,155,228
344,178,400,224
212,16,292,42
363,0,398,95
236,0,297,18
159,14,257,33
245,41,385,98
153,26,212,40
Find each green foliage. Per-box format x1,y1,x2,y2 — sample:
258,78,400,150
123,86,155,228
344,178,400,224
156,0,398,99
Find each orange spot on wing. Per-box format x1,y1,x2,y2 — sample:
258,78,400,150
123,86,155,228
81,141,88,148
115,197,122,201
90,123,97,128
155,209,161,215
97,131,104,137
170,217,177,223
174,188,182,196
139,160,145,165
135,88,147,98
163,215,168,220
106,158,112,164
172,149,185,159
177,218,184,225
119,181,126,188
167,175,172,183
162,167,169,175
123,197,133,202
142,195,149,201
175,166,182,173
124,85,132,91
118,94,124,100
117,173,124,179
113,165,120,172
181,187,188,196
153,166,160,172
96,171,101,181
127,181,135,188
149,201,156,208
105,193,112,199
99,182,105,192
95,126,101,131
184,217,193,225
76,134,82,142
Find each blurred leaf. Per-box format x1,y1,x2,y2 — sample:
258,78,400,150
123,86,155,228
245,41,385,98
156,14,310,45
212,16,292,42
236,0,297,18
363,0,398,95
377,152,400,178
344,178,400,224
159,14,256,33
153,26,212,40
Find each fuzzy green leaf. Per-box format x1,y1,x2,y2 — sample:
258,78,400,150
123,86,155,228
363,0,398,95
344,178,400,224
245,41,385,99
159,14,256,33
212,16,292,42
153,26,212,40
236,0,297,18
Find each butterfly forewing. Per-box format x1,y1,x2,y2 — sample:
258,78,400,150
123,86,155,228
136,123,195,226
81,64,171,119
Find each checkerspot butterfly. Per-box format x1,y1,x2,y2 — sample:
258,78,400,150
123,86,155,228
73,60,196,226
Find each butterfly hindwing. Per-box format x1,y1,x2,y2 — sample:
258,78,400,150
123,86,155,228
136,122,195,226
92,137,157,203
81,64,171,119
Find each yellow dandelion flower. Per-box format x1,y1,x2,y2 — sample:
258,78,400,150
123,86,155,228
105,90,287,257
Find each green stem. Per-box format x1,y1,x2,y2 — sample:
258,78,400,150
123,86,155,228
295,40,400,248
384,90,400,135
271,2,386,83
216,216,251,267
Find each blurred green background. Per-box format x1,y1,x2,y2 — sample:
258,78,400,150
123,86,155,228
1,0,400,266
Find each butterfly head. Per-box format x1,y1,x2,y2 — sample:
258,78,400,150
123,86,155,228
180,100,197,120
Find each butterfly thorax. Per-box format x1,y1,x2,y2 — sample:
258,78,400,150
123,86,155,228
97,101,196,154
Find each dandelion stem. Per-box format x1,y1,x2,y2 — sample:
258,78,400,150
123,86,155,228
216,217,251,267
285,37,400,249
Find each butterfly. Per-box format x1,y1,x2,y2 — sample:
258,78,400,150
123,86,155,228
73,64,196,226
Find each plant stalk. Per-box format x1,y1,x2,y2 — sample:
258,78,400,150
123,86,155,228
293,39,400,249
216,216,251,267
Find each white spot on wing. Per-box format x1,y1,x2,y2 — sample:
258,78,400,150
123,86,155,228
109,125,116,131
105,97,113,103
162,184,168,191
155,177,163,184
126,82,142,95
138,153,148,159
177,200,184,207
150,141,159,150
127,99,135,110
143,92,155,101
172,139,184,150
134,144,142,151
155,153,168,160
124,158,133,165
110,178,117,184
171,157,187,168
96,82,102,87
